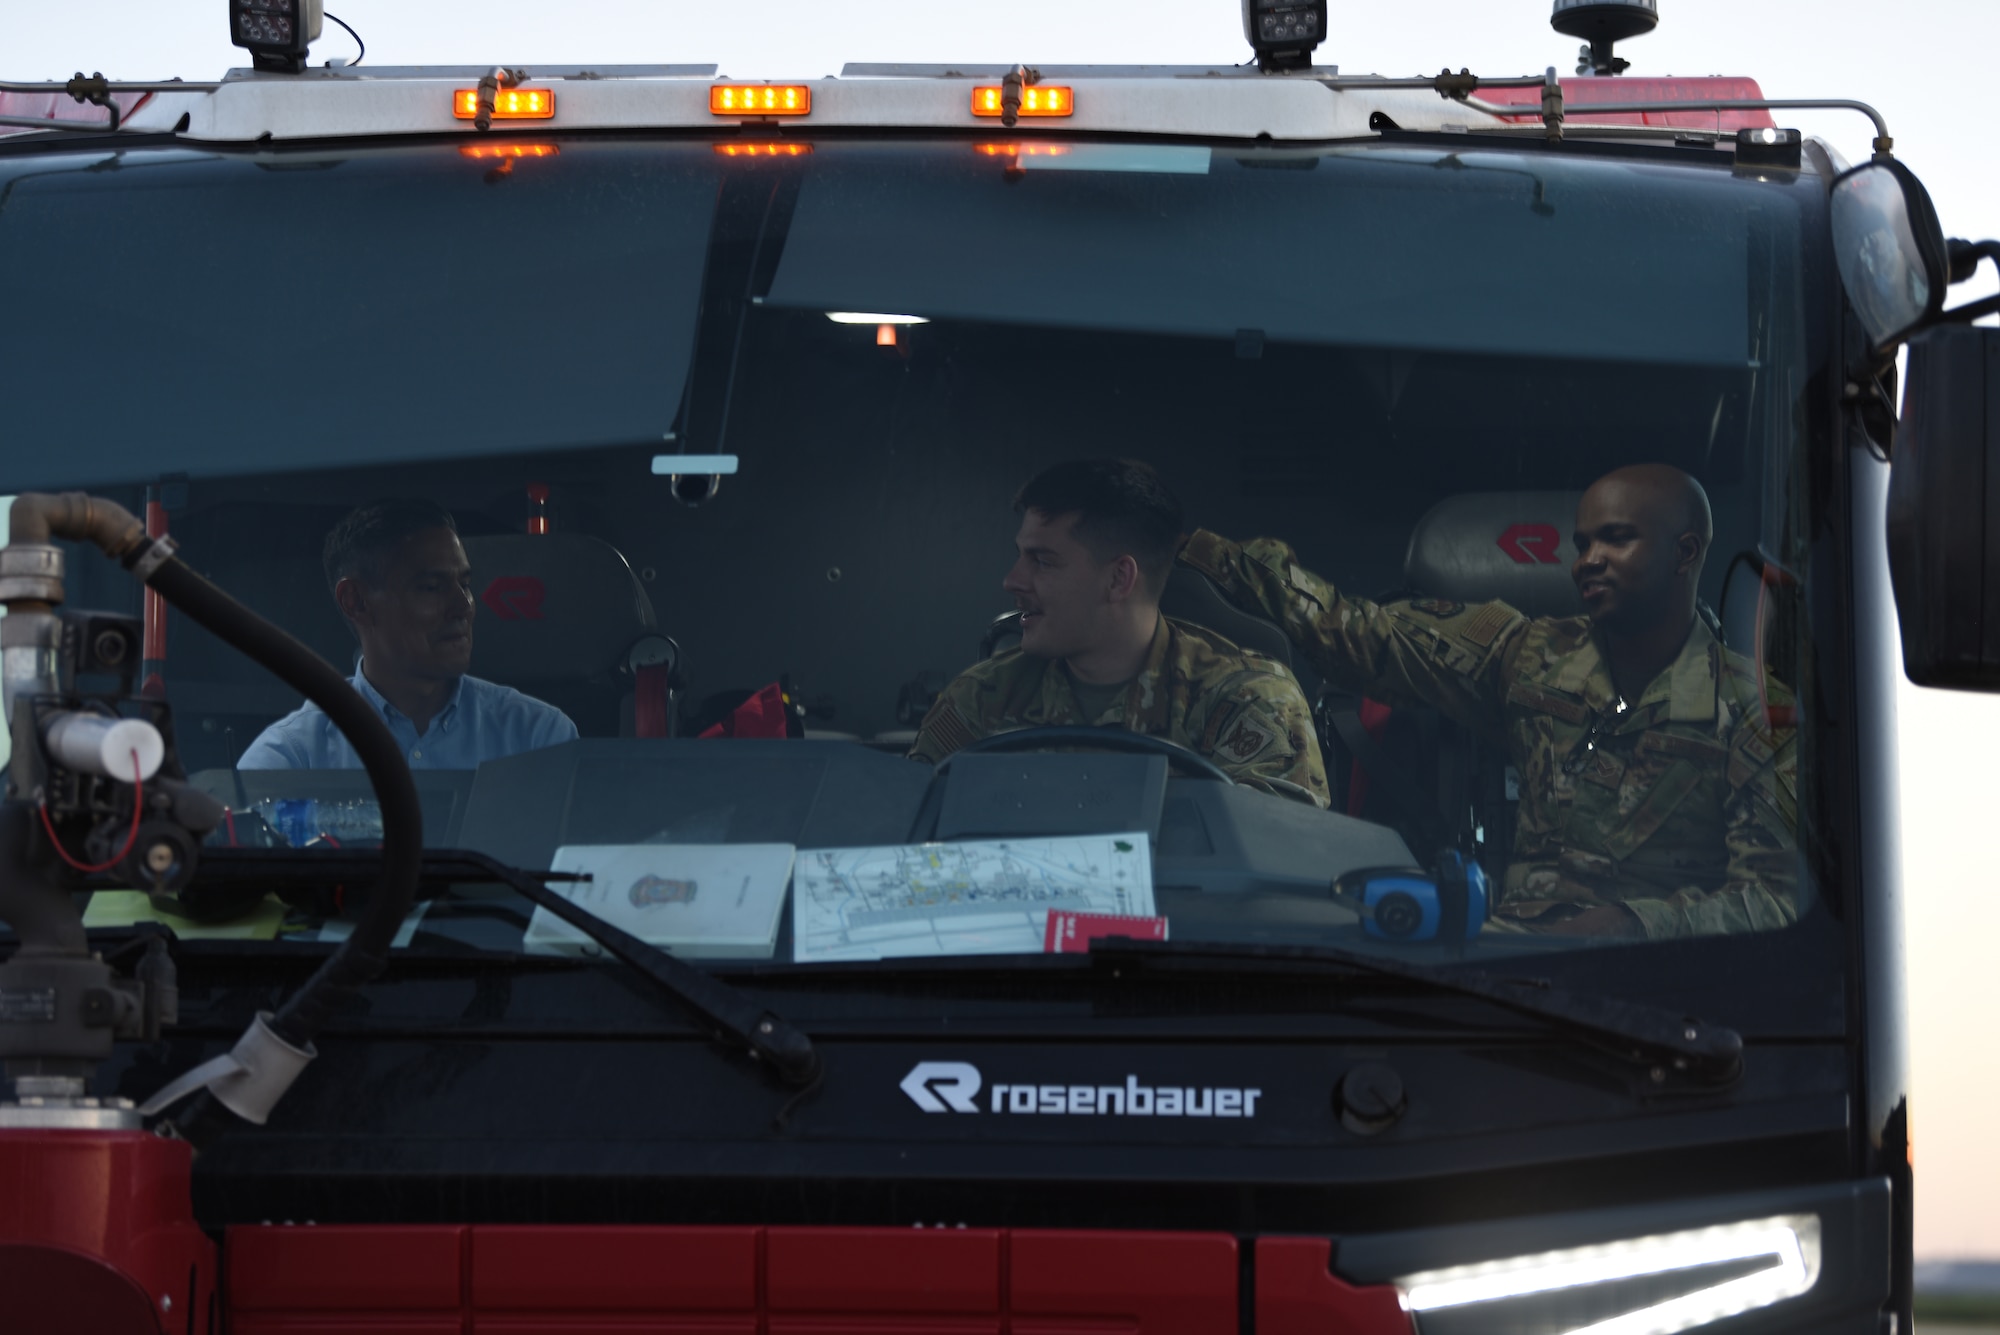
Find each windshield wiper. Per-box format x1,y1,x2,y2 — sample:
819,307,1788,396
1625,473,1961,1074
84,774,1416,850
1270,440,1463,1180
1087,938,1742,1085
187,847,820,1086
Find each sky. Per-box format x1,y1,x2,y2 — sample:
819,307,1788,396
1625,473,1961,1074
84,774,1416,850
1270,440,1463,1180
6,0,1999,1261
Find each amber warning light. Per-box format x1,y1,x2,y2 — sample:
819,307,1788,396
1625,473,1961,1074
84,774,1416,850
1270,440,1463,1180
711,84,812,116
454,87,554,120
972,85,1073,117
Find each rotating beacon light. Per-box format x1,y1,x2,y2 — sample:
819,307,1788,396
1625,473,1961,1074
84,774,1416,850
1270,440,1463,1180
229,0,324,74
1551,0,1658,76
1242,0,1327,71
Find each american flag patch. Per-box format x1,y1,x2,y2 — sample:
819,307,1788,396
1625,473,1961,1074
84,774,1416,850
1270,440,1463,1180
927,700,978,756
1459,601,1519,648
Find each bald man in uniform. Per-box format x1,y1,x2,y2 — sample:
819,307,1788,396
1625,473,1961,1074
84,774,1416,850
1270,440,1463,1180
1178,464,1798,939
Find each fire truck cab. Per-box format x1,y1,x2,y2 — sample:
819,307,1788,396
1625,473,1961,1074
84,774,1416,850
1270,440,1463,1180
2,3,1997,1332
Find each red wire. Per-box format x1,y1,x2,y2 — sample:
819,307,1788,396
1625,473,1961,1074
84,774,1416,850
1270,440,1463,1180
38,749,144,875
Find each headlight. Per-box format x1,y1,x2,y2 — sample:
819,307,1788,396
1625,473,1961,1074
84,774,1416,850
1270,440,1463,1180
1397,1214,1820,1335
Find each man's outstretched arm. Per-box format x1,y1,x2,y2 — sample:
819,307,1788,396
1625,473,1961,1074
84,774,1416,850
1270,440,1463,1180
1178,530,1523,741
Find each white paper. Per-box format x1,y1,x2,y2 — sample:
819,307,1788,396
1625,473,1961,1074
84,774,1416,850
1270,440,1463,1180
792,833,1154,963
525,843,796,959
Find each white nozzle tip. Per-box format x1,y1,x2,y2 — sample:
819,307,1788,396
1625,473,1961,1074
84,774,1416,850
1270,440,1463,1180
45,713,165,783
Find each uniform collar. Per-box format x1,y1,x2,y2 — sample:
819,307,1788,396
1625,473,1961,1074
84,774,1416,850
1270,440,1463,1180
1044,615,1172,727
1564,619,1718,725
353,664,466,726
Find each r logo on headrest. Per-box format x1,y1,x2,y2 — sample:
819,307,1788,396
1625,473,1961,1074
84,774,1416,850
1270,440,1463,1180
1496,523,1563,566
482,575,547,621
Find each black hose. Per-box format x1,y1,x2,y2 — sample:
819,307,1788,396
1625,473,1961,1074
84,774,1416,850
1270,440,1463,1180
138,553,421,1049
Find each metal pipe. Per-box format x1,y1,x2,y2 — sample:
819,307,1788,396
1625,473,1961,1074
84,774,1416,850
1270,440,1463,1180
0,80,222,94
1472,96,1893,154
141,493,168,699
1315,74,1551,91
1456,122,1730,142
7,494,149,559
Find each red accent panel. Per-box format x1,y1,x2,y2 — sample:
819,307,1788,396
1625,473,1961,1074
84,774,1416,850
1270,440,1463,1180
234,1322,462,1335
474,1226,757,1311
635,662,671,737
229,1225,466,1311
0,1245,160,1335
1256,1238,1411,1335
1475,76,1778,131
223,1226,1242,1333
0,1129,215,1335
768,1228,1002,1314
1345,697,1394,818
1011,1231,1238,1334
697,682,790,740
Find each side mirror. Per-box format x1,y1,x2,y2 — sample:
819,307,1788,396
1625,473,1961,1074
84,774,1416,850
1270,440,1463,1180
1831,159,1950,351
1886,324,2000,690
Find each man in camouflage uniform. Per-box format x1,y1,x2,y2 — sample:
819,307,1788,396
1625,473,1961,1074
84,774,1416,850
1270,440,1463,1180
1177,464,1797,938
910,459,1328,808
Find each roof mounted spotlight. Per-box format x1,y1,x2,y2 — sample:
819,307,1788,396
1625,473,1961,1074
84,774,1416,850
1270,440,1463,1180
1242,0,1326,72
1551,0,1657,76
230,0,324,74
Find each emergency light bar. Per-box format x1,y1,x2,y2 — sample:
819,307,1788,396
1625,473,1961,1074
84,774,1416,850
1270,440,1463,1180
453,88,553,121
230,0,324,75
710,85,812,116
971,85,1073,118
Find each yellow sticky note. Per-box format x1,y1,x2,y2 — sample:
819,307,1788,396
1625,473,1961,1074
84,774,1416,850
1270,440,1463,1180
82,890,287,940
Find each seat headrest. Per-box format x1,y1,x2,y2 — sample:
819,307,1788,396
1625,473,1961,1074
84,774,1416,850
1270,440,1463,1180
461,533,657,680
1404,491,1585,621
1158,567,1321,696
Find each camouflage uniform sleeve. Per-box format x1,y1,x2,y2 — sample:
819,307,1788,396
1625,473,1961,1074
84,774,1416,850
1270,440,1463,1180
906,671,984,764
1620,711,1801,939
1179,529,1526,742
1198,668,1330,808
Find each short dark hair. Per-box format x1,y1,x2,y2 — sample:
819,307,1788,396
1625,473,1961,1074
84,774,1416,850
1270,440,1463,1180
1014,459,1184,592
322,498,458,595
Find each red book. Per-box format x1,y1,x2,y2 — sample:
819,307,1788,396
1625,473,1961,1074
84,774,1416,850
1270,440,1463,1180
1044,911,1169,953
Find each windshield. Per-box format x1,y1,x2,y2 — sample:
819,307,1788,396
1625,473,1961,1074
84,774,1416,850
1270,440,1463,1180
0,132,1833,985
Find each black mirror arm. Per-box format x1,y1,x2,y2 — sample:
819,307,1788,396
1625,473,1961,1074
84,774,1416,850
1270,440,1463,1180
1940,239,2000,324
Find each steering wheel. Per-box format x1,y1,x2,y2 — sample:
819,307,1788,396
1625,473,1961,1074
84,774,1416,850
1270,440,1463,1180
941,725,1235,784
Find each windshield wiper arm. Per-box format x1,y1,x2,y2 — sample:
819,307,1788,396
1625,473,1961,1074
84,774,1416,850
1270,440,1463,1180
189,847,820,1086
1088,938,1741,1084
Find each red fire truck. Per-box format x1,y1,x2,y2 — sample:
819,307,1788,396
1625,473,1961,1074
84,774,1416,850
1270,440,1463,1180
2,1,1996,1331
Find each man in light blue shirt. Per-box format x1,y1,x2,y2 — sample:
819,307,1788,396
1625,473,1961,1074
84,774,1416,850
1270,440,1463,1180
240,499,576,771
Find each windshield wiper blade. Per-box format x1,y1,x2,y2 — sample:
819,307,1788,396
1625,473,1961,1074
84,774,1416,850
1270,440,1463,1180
1087,938,1741,1084
189,847,820,1086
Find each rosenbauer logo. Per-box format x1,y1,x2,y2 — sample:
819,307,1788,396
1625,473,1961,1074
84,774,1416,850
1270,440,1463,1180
481,575,547,621
1496,522,1564,565
900,1061,1263,1119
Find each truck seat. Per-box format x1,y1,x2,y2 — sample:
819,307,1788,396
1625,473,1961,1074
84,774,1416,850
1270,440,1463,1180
1334,492,1583,861
460,533,683,738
